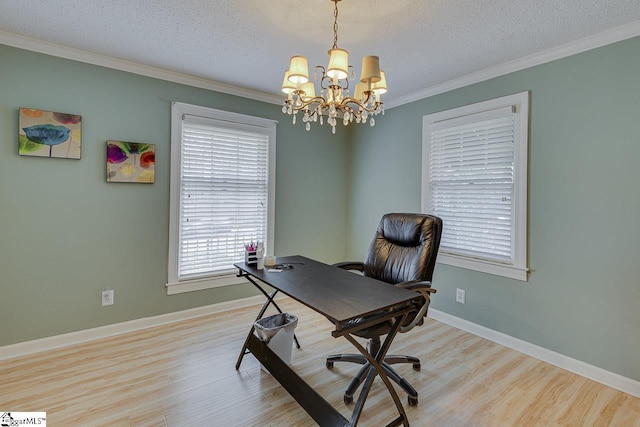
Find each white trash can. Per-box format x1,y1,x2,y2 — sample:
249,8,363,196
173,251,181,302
254,313,298,372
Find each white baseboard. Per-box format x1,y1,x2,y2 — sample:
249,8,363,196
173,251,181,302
0,295,265,361
3,297,638,400
428,309,640,399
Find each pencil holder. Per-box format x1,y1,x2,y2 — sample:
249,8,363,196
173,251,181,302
245,250,258,266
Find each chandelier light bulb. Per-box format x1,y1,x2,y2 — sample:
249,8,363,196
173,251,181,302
327,48,349,80
371,71,387,95
281,71,296,94
360,56,381,84
300,82,316,101
288,56,310,84
354,83,365,103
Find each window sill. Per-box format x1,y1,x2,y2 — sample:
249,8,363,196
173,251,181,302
437,253,529,281
166,274,246,295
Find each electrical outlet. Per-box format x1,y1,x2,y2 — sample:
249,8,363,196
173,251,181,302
102,289,114,306
456,288,466,304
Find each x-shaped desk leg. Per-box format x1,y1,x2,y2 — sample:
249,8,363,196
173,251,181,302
340,313,410,427
235,274,301,370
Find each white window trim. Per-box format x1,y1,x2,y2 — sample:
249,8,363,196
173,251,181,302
167,102,276,294
422,92,529,281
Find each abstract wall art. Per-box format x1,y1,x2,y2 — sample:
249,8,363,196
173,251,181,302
106,140,155,183
19,108,82,159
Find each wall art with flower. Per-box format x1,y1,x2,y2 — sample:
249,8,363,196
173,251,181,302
19,108,82,159
106,140,155,183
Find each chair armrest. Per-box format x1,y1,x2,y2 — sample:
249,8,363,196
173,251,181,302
396,280,437,333
332,261,365,272
396,280,437,294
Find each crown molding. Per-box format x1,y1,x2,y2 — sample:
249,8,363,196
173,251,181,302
386,20,640,108
0,29,283,105
3,20,640,110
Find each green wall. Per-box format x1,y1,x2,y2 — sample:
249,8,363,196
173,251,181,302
347,36,640,381
0,44,348,346
2,36,639,384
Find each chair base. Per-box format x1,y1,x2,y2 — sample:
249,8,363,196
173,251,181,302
326,351,421,406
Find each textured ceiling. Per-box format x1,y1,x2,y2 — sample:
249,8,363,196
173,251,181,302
1,1,640,106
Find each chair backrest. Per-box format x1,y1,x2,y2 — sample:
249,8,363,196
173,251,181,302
363,213,442,285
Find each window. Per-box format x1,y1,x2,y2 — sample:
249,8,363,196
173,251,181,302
422,92,529,281
168,102,276,294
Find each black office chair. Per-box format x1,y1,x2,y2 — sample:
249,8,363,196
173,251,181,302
326,213,442,406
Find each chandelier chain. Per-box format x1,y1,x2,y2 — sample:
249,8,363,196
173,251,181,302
332,0,339,49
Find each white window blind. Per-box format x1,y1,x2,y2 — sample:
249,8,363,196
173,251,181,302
168,103,276,294
179,115,269,279
422,92,528,281
429,107,515,263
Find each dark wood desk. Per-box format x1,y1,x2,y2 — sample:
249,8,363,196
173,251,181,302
235,255,424,427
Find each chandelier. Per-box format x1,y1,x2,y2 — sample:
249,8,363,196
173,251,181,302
281,0,387,134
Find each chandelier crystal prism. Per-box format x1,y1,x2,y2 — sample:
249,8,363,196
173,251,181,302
281,0,387,134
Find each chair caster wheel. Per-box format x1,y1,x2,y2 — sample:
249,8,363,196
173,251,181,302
413,362,421,371
408,396,418,406
344,394,353,405
326,361,334,369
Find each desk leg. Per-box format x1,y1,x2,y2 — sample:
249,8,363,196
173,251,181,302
342,315,410,427
247,334,349,427
235,276,301,370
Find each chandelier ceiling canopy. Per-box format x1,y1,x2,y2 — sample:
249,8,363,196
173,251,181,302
281,0,387,134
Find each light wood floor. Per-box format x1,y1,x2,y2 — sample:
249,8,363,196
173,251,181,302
1,298,639,426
